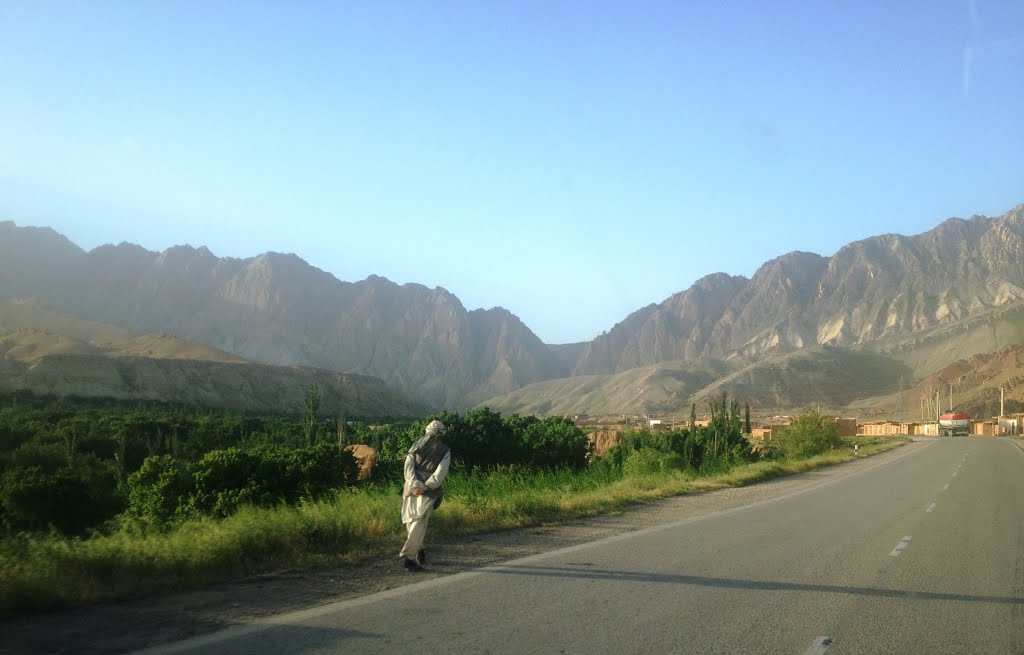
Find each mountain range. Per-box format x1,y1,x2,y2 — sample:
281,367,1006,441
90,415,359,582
2,204,1023,418
0,299,426,416
0,222,563,408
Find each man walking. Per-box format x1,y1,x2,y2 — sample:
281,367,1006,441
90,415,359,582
399,419,450,571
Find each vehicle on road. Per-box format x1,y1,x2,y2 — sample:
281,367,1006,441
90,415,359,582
938,411,970,437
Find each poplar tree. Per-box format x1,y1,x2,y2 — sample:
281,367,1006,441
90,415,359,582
304,384,321,447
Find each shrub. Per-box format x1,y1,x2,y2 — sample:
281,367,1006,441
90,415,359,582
126,455,194,528
775,412,841,459
1,460,122,535
622,448,686,477
185,445,359,520
282,443,359,497
7,442,67,472
588,446,625,476
187,448,275,518
521,417,591,469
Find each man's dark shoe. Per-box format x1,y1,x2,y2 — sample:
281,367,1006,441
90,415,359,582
403,558,424,572
416,549,426,565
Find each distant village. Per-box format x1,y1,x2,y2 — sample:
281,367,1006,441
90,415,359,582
574,412,1023,438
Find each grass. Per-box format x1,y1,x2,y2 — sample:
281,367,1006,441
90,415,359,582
0,436,907,616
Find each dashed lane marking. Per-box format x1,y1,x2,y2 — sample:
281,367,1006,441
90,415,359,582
889,536,913,557
803,636,834,654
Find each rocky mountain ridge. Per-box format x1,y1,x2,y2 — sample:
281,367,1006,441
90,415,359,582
2,204,1022,414
0,223,565,408
573,206,1024,377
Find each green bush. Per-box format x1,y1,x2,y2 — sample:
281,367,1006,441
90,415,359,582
437,408,522,470
588,446,625,476
126,455,194,528
1,460,122,535
282,443,359,498
757,440,786,461
775,412,841,459
521,417,591,469
7,441,68,472
187,448,276,518
185,445,358,520
622,448,686,477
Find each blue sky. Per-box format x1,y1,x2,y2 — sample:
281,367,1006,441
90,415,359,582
1,1,1022,344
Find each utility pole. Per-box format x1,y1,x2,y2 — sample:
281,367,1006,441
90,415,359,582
936,390,940,421
897,375,904,425
1001,387,1005,417
949,384,953,411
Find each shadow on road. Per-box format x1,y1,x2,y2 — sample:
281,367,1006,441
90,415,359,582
138,625,386,655
483,564,1024,605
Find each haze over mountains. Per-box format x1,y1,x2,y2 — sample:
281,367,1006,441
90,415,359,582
573,207,1024,374
2,204,1023,417
0,299,427,416
0,222,562,408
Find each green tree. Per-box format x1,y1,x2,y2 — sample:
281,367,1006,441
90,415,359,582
56,415,92,466
1,458,122,535
337,414,348,450
304,385,321,447
521,417,590,469
126,455,194,528
775,412,841,459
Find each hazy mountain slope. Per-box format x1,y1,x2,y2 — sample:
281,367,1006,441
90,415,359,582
0,322,426,416
0,224,567,408
0,223,84,301
573,273,749,375
862,300,1024,378
691,346,912,414
573,206,1024,375
0,351,426,416
0,299,132,343
488,207,1024,418
547,341,587,371
850,344,1024,421
481,346,910,418
0,301,246,364
111,334,249,363
0,328,103,365
480,358,737,417
4,204,1022,414
908,345,1024,419
481,304,1024,420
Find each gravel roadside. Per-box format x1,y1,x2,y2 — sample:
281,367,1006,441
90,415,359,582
0,442,919,655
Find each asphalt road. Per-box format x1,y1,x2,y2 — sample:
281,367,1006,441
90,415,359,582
139,438,1024,655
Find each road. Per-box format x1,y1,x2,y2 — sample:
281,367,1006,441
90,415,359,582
139,438,1024,655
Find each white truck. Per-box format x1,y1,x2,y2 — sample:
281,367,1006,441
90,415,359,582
938,411,970,437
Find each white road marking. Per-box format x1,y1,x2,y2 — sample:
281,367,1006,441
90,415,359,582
889,535,913,557
943,484,949,491
804,636,834,654
926,503,936,513
952,472,958,478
